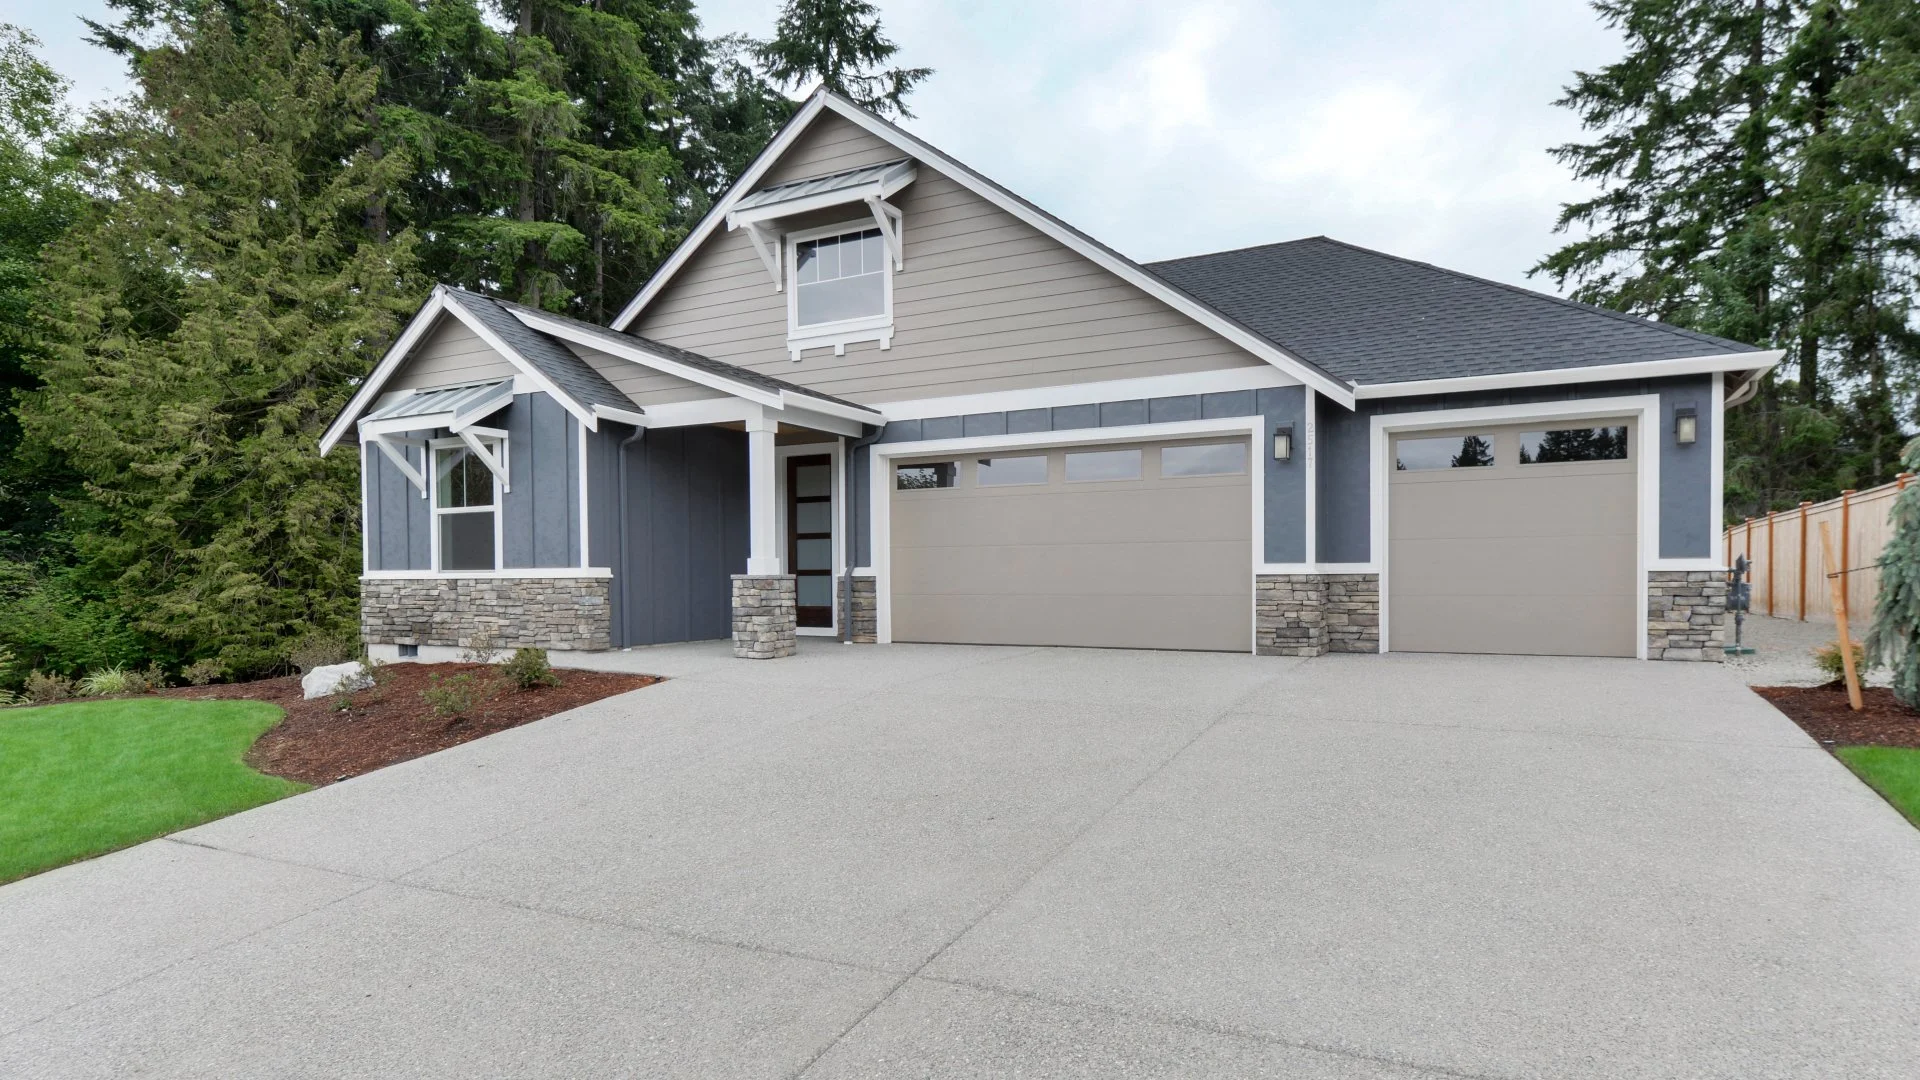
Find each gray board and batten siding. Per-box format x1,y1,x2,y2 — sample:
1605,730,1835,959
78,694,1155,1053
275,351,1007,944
606,426,750,647
628,111,1268,405
1313,374,1717,564
363,393,585,572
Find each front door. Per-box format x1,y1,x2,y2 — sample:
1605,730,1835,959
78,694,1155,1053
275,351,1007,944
786,454,834,628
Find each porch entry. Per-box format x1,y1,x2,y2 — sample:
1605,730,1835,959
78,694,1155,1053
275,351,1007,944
786,454,834,628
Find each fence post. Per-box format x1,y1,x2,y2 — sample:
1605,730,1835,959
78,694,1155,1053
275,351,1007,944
1799,501,1812,621
1766,510,1776,617
1902,472,1912,491
1841,490,1855,618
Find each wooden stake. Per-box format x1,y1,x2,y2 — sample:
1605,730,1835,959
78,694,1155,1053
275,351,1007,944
1819,521,1864,712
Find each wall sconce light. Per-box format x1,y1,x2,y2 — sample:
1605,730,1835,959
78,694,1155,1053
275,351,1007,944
1273,425,1294,463
1674,406,1698,446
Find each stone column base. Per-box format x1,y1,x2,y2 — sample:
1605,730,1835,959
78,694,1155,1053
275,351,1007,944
1256,573,1380,656
1647,570,1728,661
839,575,877,643
732,574,797,659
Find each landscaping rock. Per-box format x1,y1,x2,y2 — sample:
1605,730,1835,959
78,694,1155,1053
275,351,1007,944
301,662,372,700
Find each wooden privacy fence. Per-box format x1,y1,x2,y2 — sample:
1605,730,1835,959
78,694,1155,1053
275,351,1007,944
1724,474,1914,624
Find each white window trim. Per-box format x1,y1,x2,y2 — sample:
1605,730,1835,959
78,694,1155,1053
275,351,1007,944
429,434,507,574
786,218,894,361
869,418,1268,653
1367,395,1664,661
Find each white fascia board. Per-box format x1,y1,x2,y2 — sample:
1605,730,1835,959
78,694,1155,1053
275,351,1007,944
724,166,915,229
611,93,830,332
871,416,1261,459
643,397,759,429
508,307,783,410
362,413,454,438
591,404,650,428
874,366,1294,422
438,296,599,432
320,288,449,456
811,98,1356,409
772,404,865,438
606,92,1354,409
1351,349,1785,400
778,390,883,425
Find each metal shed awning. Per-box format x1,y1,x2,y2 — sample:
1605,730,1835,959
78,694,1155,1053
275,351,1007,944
726,158,915,290
358,379,516,497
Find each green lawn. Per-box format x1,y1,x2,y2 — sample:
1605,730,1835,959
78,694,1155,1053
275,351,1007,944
1,698,306,884
1835,746,1920,828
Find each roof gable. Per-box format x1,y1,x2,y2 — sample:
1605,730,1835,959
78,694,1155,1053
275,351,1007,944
1147,238,1766,387
610,92,1354,407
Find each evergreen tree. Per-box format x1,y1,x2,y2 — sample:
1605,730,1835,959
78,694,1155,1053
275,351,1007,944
21,0,421,675
1869,438,1920,706
755,0,931,117
1452,435,1495,468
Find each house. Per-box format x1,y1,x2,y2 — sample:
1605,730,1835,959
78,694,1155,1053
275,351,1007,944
322,90,1780,663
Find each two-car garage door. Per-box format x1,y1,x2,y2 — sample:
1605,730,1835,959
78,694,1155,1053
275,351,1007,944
889,438,1251,651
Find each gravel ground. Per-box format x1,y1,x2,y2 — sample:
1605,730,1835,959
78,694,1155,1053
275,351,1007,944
1722,613,1889,687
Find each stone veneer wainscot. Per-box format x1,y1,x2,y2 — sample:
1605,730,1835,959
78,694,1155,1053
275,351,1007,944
361,575,611,651
1646,570,1728,661
1256,574,1380,657
732,574,797,659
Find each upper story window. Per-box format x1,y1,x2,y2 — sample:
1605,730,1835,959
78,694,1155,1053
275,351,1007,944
788,222,894,357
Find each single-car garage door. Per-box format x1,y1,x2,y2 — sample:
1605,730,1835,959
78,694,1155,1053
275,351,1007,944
1388,418,1637,657
890,438,1252,651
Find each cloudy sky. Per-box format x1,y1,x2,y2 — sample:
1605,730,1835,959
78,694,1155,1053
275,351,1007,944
8,0,1621,292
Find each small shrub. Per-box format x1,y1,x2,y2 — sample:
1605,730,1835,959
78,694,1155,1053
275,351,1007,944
24,670,74,703
78,665,133,697
459,627,504,666
183,658,227,686
364,655,396,691
287,630,356,674
0,687,21,707
421,671,498,719
499,647,560,690
1814,640,1869,682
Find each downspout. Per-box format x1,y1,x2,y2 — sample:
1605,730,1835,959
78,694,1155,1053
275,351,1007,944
843,423,886,643
617,424,647,648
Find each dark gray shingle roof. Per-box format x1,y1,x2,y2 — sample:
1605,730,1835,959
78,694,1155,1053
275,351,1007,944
489,296,869,411
443,289,635,413
1146,237,1762,386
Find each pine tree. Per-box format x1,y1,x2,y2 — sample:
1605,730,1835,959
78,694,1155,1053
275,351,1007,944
755,0,931,117
22,0,421,674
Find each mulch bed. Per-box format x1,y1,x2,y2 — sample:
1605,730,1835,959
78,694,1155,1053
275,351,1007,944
165,663,658,786
1755,683,1920,749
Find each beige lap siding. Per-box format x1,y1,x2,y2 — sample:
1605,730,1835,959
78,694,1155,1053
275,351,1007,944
387,318,520,392
630,112,1267,404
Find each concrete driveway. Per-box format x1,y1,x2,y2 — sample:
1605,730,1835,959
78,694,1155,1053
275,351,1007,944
3,644,1919,1078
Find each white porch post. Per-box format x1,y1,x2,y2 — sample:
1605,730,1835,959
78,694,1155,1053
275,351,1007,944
746,410,781,575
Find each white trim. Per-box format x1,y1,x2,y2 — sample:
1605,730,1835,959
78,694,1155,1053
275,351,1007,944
456,429,509,493
362,568,613,581
744,223,783,290
505,307,781,409
608,92,1355,408
1710,370,1725,551
779,390,884,425
1258,562,1377,574
786,217,895,361
1302,385,1317,565
360,440,373,570
868,417,1266,652
612,93,830,330
322,288,450,455
1367,395,1663,660
873,366,1294,421
368,432,428,495
775,439,845,636
592,403,649,428
578,420,591,569
746,409,781,575
1351,350,1785,400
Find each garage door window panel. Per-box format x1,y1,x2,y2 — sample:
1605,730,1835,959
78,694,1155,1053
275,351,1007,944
1518,426,1629,464
1162,442,1248,478
1395,433,1496,471
976,455,1048,486
1065,449,1143,482
896,462,957,490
